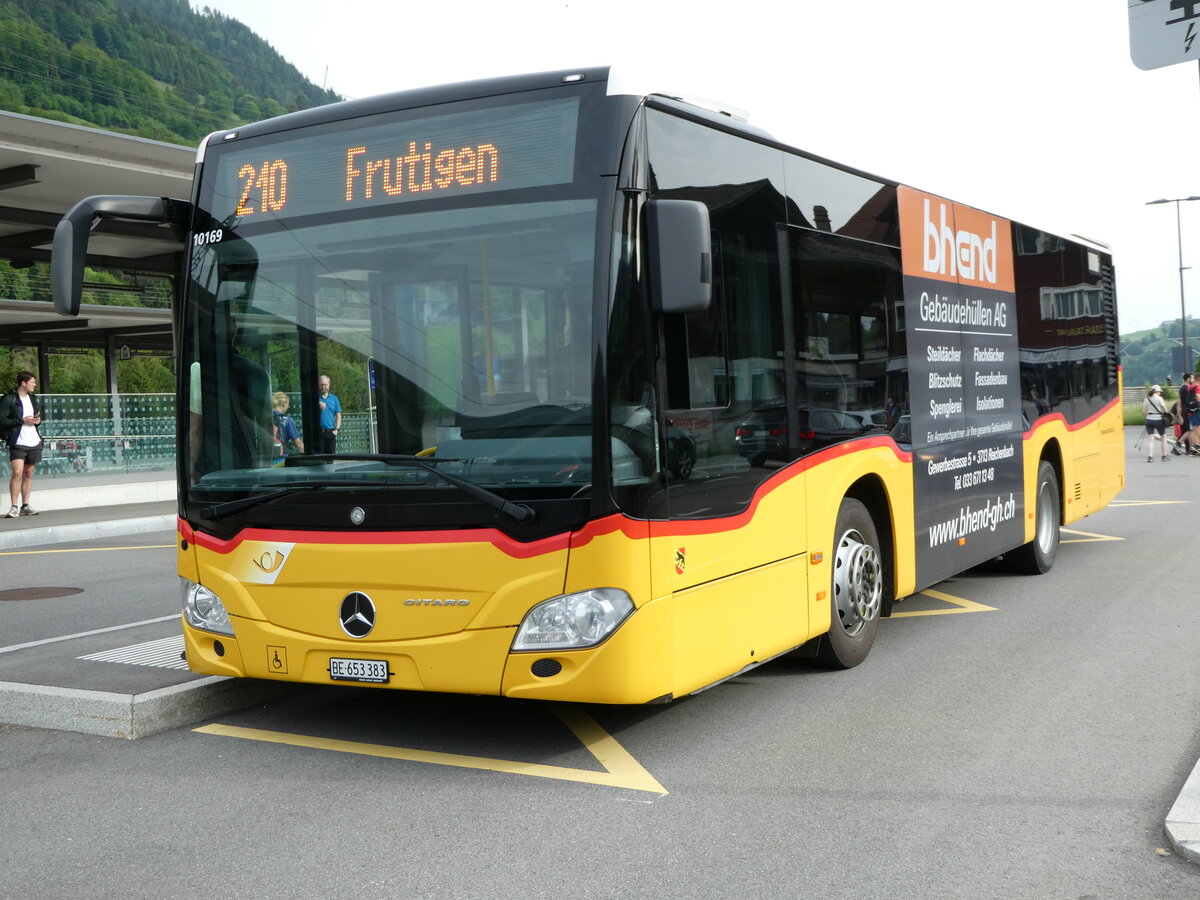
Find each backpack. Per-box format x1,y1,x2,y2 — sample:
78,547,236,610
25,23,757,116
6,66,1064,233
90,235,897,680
272,411,299,455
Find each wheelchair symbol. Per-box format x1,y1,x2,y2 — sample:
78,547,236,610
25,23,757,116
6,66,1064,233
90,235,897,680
266,645,288,674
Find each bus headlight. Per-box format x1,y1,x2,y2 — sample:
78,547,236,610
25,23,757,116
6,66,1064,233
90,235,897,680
181,578,234,636
512,588,634,651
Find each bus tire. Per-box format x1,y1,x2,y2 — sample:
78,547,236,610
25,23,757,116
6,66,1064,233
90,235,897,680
1005,460,1060,575
814,497,883,668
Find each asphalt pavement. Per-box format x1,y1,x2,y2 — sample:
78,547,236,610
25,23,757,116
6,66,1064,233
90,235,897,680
1,431,1198,864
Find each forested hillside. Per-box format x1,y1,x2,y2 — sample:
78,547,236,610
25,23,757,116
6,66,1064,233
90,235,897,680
0,0,340,144
1119,317,1200,390
0,0,342,392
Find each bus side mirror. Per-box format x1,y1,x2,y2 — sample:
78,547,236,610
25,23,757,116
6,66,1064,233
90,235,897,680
647,199,712,315
52,195,190,316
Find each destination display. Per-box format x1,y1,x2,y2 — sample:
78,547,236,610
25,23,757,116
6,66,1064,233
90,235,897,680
205,97,580,223
897,187,1025,586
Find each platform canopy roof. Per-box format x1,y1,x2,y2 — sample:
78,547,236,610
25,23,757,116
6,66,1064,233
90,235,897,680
0,110,195,353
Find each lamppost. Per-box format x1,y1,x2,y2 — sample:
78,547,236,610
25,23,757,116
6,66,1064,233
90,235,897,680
1147,196,1200,376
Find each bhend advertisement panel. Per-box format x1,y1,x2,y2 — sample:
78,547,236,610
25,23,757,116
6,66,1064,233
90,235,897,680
897,186,1025,587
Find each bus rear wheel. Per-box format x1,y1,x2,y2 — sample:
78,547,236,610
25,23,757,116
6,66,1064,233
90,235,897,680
1005,460,1060,575
815,498,883,668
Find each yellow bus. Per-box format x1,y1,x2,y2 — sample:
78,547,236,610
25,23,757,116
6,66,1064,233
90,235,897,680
53,67,1124,703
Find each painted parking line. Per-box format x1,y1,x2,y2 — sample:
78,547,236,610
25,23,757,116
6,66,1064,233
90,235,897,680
893,520,1124,618
1109,500,1189,506
0,615,179,655
194,701,667,795
1061,527,1122,544
890,588,997,618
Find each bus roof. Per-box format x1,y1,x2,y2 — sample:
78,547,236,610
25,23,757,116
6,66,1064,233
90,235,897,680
198,67,615,160
196,67,1110,254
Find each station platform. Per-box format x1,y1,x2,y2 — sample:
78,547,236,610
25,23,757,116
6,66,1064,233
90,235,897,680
0,469,176,551
0,479,294,739
0,615,289,741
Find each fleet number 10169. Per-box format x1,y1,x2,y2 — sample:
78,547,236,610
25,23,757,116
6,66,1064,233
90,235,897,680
193,229,224,247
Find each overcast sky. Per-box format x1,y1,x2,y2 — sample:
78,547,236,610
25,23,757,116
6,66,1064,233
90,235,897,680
191,0,1200,337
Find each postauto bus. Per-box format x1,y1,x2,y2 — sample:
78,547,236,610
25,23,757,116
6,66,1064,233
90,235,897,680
52,67,1123,703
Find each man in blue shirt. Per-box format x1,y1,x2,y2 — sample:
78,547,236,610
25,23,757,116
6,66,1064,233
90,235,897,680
318,374,342,453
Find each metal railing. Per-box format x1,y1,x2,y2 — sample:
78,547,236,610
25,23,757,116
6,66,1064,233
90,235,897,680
29,393,372,478
34,393,173,478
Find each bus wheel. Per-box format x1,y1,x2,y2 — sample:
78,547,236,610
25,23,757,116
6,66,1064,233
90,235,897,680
1005,460,1060,575
816,498,883,668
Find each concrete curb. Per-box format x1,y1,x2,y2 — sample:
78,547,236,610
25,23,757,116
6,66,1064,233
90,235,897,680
1166,757,1200,864
34,479,175,512
0,675,299,740
0,514,176,551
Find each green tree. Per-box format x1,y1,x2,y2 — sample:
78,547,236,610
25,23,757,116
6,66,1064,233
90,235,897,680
234,92,260,122
48,351,105,393
116,356,173,392
259,96,285,119
0,0,340,144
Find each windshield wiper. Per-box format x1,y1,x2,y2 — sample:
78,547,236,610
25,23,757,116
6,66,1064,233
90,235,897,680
294,453,537,525
195,481,343,520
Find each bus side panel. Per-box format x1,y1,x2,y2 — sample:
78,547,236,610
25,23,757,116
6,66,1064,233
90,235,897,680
669,557,807,697
658,438,913,698
1065,400,1125,520
650,468,808,696
1020,399,1124,539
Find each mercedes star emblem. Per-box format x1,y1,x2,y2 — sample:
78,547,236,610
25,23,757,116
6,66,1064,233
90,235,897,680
339,591,376,638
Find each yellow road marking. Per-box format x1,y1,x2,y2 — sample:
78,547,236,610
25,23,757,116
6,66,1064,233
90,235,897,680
1061,527,1122,544
0,544,173,556
194,702,667,794
550,703,666,794
890,587,996,618
1110,500,1189,506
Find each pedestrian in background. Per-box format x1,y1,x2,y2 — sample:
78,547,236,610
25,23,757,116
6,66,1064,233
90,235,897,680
0,371,44,517
1179,373,1200,455
271,391,304,461
318,374,342,453
1143,384,1171,463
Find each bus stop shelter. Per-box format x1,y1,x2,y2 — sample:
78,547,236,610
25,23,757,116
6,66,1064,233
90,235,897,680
0,109,192,389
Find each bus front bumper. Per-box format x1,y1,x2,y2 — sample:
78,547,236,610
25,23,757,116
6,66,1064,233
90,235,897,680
181,596,671,704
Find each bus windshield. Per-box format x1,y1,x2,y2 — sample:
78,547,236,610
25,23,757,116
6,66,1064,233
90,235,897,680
182,191,597,509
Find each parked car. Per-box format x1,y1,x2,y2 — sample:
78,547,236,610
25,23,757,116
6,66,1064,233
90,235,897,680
613,407,697,480
845,409,889,431
734,405,867,465
665,420,697,480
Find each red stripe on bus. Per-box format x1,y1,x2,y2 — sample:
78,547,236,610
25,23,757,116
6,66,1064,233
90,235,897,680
186,523,570,559
1023,395,1119,436
589,436,912,543
176,434,923,554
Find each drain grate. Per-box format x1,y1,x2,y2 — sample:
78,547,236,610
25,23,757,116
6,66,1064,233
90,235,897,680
78,634,189,670
0,587,83,601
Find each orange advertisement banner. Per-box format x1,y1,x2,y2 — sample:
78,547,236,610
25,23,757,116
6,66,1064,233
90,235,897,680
898,186,1014,293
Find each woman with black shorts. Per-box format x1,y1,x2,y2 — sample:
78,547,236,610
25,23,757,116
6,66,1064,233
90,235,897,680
1143,384,1171,464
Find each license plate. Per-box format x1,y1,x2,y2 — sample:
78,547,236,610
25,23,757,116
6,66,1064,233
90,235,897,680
329,657,389,683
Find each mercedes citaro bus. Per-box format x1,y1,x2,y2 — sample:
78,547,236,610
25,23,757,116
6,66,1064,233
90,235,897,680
52,67,1123,703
